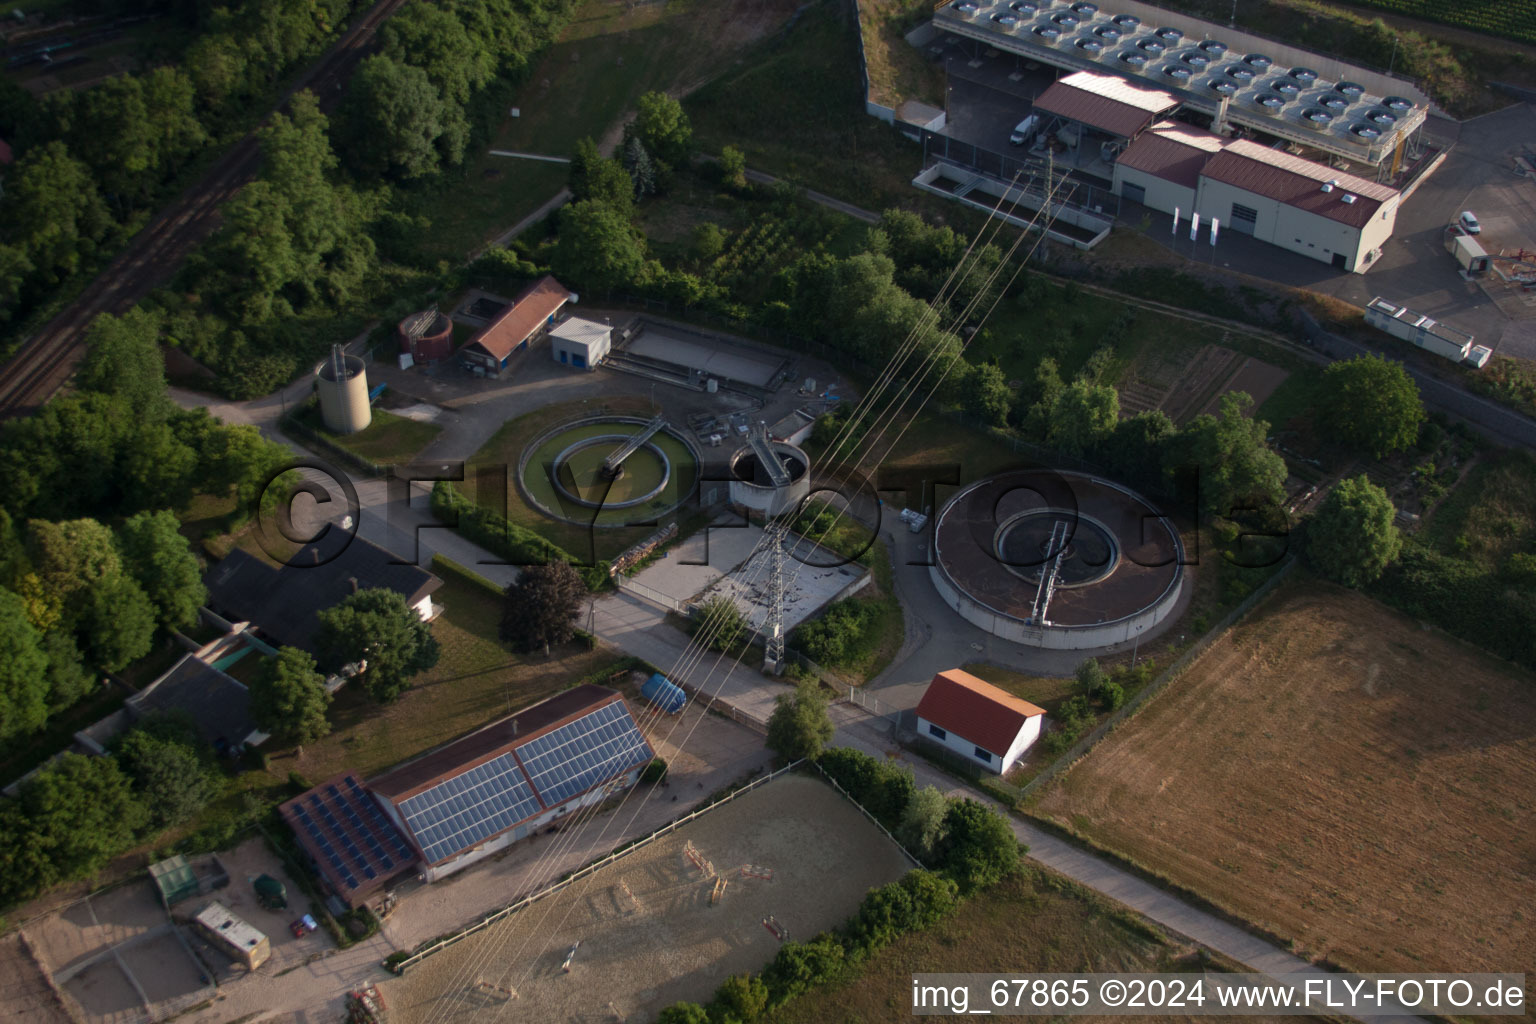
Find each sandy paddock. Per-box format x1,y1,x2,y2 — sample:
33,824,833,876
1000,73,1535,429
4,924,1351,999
385,774,913,1023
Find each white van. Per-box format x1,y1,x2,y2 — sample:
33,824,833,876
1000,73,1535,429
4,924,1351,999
1009,114,1039,146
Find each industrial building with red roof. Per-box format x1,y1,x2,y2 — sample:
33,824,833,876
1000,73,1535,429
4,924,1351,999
914,669,1046,775
1113,122,1401,272
460,275,573,375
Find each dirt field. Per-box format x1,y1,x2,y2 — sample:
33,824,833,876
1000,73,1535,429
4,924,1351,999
385,774,913,1024
1197,356,1290,420
0,933,72,1024
1035,583,1536,975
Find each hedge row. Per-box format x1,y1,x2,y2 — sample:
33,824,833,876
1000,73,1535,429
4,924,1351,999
429,481,610,590
1367,540,1536,671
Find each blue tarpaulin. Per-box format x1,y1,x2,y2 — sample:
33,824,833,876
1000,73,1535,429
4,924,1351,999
640,673,686,714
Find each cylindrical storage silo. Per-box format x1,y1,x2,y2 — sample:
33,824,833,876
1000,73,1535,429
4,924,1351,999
316,351,371,434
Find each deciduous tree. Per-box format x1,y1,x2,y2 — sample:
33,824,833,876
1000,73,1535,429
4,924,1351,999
1307,474,1401,586
114,725,222,828
339,56,467,180
766,683,834,761
116,510,207,630
1177,392,1287,519
1320,354,1425,459
316,588,440,702
630,90,691,167
553,200,647,292
499,561,587,655
936,798,1019,893
249,646,332,742
0,589,49,740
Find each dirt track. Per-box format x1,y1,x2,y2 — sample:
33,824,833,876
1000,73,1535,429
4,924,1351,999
384,774,912,1024
1036,583,1536,975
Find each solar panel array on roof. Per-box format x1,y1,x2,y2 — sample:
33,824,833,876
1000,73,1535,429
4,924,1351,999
398,753,543,865
517,700,653,806
280,773,418,901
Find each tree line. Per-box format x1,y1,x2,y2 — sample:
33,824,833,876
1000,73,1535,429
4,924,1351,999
0,314,289,741
0,0,368,337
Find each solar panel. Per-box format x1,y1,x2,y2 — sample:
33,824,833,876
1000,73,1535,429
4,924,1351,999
398,753,543,864
286,777,418,892
517,701,653,808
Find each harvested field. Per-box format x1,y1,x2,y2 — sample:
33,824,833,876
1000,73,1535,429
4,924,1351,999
385,774,912,1024
1035,583,1536,975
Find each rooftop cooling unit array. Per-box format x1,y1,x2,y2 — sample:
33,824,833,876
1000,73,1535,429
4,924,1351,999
1034,23,1062,42
1300,107,1333,130
1163,63,1192,84
1253,93,1284,114
1334,80,1364,100
1209,77,1238,97
1318,93,1349,112
1112,12,1139,28
1072,1,1098,16
1119,50,1148,68
1244,52,1273,70
1181,51,1211,70
1154,26,1183,42
1137,37,1165,55
1010,0,1038,13
1349,122,1382,140
1364,107,1397,126
1094,23,1121,40
992,12,1020,27
954,1,979,15
1052,11,1079,26
1270,79,1300,98
1288,66,1318,86
1383,95,1414,113
1225,64,1256,83
1076,36,1104,56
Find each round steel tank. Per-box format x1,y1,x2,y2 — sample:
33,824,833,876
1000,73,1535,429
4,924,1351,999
316,352,371,434
397,309,454,363
728,441,811,517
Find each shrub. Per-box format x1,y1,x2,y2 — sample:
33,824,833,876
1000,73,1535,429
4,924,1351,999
935,799,1020,894
640,757,668,785
429,481,609,589
817,747,914,831
288,770,312,793
762,934,846,1005
713,974,768,1022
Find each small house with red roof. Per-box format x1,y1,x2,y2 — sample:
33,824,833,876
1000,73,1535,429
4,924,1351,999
914,669,1046,775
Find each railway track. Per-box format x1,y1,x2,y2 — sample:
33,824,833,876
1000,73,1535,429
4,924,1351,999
0,0,410,420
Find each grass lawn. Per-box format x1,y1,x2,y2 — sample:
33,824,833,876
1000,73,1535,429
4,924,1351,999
962,663,1080,715
685,0,937,215
1422,448,1536,568
765,867,1247,1024
1255,364,1325,434
0,686,125,787
465,393,668,562
854,0,945,110
243,569,620,787
298,405,444,466
406,159,571,263
402,0,804,261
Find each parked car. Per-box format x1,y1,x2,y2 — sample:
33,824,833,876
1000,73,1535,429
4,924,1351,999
1009,114,1040,146
1459,210,1481,234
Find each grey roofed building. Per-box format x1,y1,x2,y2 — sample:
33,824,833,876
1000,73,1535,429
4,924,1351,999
203,536,442,653
128,653,266,752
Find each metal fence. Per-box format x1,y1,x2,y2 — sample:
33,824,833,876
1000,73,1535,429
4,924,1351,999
918,131,1122,217
612,574,686,614
388,760,804,975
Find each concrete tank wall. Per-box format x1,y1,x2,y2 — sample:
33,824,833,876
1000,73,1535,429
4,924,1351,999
727,442,811,517
316,354,371,434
